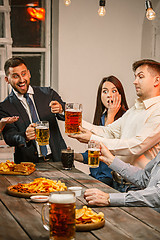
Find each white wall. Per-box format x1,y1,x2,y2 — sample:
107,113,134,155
57,0,157,155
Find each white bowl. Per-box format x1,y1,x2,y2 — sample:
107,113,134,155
30,195,49,203
68,186,82,197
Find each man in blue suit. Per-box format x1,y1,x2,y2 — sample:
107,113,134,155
0,57,66,163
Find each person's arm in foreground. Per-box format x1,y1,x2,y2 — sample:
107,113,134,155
84,143,160,208
71,112,160,158
0,108,29,147
0,116,19,132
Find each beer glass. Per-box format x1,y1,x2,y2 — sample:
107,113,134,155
35,121,50,146
88,141,100,168
65,103,82,134
41,191,76,240
61,148,74,170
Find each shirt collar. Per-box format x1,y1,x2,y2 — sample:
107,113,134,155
13,85,34,100
135,96,160,110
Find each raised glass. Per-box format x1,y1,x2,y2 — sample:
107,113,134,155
88,141,100,168
65,103,82,135
35,121,50,146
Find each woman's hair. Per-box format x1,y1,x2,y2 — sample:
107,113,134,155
93,75,128,125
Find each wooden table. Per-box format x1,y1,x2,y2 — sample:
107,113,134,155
0,162,160,240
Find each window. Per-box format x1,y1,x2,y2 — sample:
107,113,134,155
0,0,12,101
10,0,51,86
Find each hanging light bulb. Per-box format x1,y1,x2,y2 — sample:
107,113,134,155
64,0,71,6
98,0,106,17
145,1,156,20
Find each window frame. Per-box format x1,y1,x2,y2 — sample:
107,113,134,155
12,1,51,87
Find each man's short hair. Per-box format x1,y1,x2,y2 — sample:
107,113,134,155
4,57,27,76
132,59,160,75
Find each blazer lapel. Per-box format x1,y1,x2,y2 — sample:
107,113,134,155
9,91,31,129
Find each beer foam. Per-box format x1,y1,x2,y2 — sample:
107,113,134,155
36,126,48,129
49,193,76,204
88,148,100,151
66,109,81,112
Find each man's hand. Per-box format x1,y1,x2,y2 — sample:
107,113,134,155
84,188,110,206
68,126,92,143
0,116,19,132
49,101,63,114
25,123,36,141
99,142,115,166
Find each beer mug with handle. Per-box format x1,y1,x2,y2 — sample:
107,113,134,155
65,103,82,135
88,141,100,168
41,191,76,240
35,121,50,146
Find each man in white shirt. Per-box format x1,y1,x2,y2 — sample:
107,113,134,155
69,59,160,191
84,143,160,212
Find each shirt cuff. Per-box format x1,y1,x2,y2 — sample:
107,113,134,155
109,156,127,173
109,193,127,206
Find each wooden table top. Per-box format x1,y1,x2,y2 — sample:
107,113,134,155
0,162,160,240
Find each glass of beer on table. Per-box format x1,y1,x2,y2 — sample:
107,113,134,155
41,191,76,240
88,141,100,168
61,148,74,170
65,103,82,134
35,121,50,146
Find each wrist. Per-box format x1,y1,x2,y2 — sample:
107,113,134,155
108,155,115,166
0,122,6,131
107,195,111,205
25,132,30,142
104,193,110,206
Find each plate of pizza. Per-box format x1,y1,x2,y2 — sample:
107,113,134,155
7,177,67,198
76,206,105,231
0,161,35,175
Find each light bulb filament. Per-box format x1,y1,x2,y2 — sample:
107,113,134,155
98,6,106,16
64,0,71,6
146,8,156,20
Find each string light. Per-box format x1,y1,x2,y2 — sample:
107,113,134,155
64,0,71,6
145,1,156,20
98,0,106,17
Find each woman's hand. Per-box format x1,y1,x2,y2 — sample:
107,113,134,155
106,93,121,125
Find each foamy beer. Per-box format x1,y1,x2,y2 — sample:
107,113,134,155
65,103,82,134
88,141,100,168
35,121,50,146
41,191,76,240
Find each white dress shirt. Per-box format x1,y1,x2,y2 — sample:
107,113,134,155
83,96,160,168
108,154,160,210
